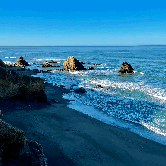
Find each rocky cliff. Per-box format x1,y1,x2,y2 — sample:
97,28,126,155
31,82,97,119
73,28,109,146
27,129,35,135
0,120,47,166
0,60,47,102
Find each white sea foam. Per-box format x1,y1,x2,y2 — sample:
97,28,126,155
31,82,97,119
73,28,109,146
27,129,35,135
90,79,166,102
34,71,80,89
5,57,16,59
97,66,110,69
35,69,166,103
141,122,166,137
36,59,50,61
35,66,166,104
36,58,65,61
113,69,119,71
4,61,14,64
140,72,145,75
150,95,166,101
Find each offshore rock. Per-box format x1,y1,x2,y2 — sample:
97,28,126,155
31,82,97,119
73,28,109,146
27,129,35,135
0,60,47,102
42,62,60,68
88,67,94,70
74,87,86,93
118,62,134,74
42,62,54,67
15,56,29,67
48,60,57,63
0,120,47,166
93,84,103,88
63,56,86,71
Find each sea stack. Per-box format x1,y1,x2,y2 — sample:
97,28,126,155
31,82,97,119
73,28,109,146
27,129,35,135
118,62,134,74
63,56,86,71
15,56,29,67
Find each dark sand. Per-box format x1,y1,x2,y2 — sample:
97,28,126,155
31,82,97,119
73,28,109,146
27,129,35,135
1,69,166,166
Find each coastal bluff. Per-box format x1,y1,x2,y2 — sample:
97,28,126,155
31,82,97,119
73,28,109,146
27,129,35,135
0,59,47,102
0,120,46,166
0,59,47,165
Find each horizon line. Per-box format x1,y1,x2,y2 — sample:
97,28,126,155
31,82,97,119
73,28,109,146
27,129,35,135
0,45,166,47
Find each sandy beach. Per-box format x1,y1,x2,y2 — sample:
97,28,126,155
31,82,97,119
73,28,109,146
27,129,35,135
1,69,166,166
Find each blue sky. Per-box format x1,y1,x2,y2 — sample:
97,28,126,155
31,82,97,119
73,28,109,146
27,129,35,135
0,0,166,46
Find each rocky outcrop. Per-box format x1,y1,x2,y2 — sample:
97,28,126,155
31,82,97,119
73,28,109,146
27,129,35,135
63,56,86,71
42,62,54,67
88,67,94,70
42,62,60,68
0,59,7,68
15,56,29,67
0,120,47,166
48,60,57,63
0,60,47,102
118,62,134,74
74,87,86,93
93,84,103,88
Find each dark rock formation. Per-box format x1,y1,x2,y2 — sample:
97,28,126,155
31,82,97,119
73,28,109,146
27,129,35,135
56,68,65,71
0,59,47,102
73,87,86,93
48,60,57,63
93,84,103,88
63,56,86,71
42,63,53,67
0,59,7,68
0,120,47,166
42,62,60,68
33,69,40,73
15,56,29,67
118,62,134,74
88,67,94,70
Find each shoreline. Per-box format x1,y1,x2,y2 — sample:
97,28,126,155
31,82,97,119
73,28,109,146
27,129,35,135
2,68,166,165
64,95,166,145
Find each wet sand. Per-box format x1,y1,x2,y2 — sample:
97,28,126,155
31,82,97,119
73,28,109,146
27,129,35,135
1,69,166,166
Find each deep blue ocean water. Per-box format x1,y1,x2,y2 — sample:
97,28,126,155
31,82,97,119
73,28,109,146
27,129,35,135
0,46,166,144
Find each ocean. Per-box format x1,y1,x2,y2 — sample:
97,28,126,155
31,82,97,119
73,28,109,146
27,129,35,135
0,46,166,144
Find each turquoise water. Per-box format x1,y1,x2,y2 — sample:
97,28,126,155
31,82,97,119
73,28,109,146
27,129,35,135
0,46,166,144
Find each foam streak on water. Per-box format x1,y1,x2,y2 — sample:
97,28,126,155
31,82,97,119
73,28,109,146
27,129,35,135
90,79,166,102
